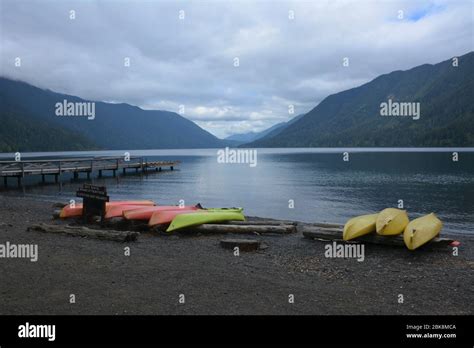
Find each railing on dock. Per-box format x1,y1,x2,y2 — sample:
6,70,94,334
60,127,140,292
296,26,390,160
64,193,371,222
0,156,180,187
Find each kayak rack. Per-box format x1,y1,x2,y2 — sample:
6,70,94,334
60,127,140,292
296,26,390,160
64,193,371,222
0,156,180,188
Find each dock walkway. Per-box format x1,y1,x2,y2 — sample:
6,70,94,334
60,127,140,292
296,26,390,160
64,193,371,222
0,156,179,187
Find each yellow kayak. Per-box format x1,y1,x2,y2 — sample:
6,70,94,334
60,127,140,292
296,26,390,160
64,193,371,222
376,208,409,235
343,213,378,241
404,213,443,250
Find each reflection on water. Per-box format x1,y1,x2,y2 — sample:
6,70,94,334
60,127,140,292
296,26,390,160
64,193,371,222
1,149,473,235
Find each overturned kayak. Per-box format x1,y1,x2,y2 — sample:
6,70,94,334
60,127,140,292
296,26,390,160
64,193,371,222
149,208,202,226
60,200,155,218
166,210,245,232
104,204,157,219
149,207,243,227
404,213,443,250
343,213,378,241
123,205,199,220
376,208,409,236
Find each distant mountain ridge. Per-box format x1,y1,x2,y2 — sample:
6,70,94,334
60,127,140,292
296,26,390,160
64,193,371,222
2,52,472,152
226,114,304,145
247,52,474,147
0,77,228,152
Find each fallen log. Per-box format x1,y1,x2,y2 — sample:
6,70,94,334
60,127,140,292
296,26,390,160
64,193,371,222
304,222,344,229
220,238,261,251
224,220,297,226
191,224,297,234
27,223,139,242
301,226,459,249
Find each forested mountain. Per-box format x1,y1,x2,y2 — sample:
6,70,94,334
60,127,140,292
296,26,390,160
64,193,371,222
247,52,474,147
0,78,227,152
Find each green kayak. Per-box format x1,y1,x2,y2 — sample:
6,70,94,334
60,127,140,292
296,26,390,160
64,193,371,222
166,210,245,232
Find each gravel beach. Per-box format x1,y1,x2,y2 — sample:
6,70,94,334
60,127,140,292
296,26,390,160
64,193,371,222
0,195,473,315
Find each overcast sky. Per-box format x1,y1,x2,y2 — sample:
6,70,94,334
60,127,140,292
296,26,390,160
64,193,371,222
1,0,472,138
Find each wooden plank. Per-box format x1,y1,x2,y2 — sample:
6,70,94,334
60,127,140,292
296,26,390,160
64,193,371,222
301,226,457,249
223,220,297,226
191,224,297,234
304,222,344,229
220,238,261,251
27,223,139,242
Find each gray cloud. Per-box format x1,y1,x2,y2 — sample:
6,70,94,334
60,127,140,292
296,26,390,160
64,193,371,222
1,0,472,138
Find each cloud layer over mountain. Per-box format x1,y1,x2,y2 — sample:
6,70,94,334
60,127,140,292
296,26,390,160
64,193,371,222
1,0,472,137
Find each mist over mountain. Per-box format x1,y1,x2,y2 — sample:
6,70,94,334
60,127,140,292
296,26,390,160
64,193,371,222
226,114,304,145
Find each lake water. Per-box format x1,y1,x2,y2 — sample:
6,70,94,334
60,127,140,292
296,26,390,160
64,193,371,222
1,148,473,235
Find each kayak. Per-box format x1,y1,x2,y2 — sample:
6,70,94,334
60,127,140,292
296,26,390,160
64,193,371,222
343,213,378,241
149,207,243,227
60,200,155,218
404,213,443,250
166,210,245,232
123,205,199,220
149,209,202,226
376,208,409,235
104,204,155,219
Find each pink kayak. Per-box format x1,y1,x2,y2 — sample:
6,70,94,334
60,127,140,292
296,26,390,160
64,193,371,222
60,200,155,218
104,204,158,219
148,209,203,226
123,205,199,221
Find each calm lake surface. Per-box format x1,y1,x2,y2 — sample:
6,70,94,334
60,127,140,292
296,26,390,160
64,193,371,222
1,148,473,235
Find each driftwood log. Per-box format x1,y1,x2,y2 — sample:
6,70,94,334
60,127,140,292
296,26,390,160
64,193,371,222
301,226,458,249
220,238,261,251
192,224,297,235
305,222,344,229
227,220,297,226
27,223,139,242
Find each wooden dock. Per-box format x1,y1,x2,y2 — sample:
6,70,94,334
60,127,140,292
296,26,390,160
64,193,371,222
0,156,180,187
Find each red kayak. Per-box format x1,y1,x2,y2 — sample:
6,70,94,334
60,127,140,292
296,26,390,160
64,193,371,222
148,208,202,226
60,200,155,218
123,205,199,221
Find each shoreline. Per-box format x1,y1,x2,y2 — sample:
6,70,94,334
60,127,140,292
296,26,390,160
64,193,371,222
0,195,473,315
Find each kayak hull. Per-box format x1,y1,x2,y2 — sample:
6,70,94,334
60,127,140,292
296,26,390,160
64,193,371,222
404,213,443,250
60,200,155,218
104,204,156,219
343,213,378,241
376,208,409,236
166,211,245,232
149,208,243,227
123,206,199,220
